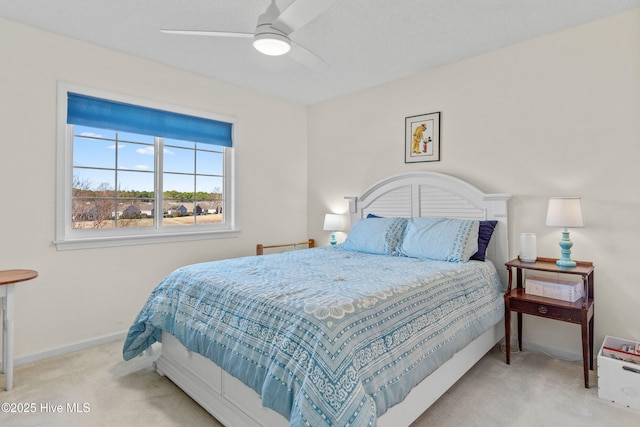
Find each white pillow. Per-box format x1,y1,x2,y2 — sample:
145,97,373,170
400,217,479,262
342,217,408,255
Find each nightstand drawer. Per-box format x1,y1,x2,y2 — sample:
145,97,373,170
509,299,582,323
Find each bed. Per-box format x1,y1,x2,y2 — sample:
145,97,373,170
123,171,511,427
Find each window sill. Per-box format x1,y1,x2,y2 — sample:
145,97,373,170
53,229,241,251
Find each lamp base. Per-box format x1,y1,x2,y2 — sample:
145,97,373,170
556,228,577,268
556,258,577,268
330,231,337,245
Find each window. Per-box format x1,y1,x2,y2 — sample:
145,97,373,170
55,84,238,250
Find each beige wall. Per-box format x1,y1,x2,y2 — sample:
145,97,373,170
308,9,640,358
0,18,308,359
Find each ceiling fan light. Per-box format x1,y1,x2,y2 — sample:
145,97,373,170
253,33,291,56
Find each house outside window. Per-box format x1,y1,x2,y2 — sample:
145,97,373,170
55,83,238,250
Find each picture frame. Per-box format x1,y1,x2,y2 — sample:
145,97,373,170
405,112,440,163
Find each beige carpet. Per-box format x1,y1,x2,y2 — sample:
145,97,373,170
1,340,638,426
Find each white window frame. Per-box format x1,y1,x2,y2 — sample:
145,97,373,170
55,82,239,250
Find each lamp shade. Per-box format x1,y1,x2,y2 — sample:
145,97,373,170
545,197,584,228
323,213,346,231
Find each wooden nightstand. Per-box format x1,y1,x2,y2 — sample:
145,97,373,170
504,257,594,388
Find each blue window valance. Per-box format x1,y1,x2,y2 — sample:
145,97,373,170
67,92,232,147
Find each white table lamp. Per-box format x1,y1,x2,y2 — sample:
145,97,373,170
323,214,346,245
545,197,584,267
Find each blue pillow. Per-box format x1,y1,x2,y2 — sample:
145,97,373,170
400,217,479,262
470,220,498,261
343,217,408,255
371,214,495,262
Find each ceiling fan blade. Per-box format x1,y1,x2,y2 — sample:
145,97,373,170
272,0,338,34
289,41,328,71
160,29,253,38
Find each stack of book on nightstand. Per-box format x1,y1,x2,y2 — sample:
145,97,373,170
524,275,584,302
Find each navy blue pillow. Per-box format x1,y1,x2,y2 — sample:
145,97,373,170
470,220,497,261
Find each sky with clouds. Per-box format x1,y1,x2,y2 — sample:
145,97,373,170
73,125,223,194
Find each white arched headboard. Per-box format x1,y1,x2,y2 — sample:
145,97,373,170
345,172,511,286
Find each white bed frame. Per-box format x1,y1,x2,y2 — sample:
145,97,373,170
154,172,511,427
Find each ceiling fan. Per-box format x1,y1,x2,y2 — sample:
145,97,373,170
161,0,335,70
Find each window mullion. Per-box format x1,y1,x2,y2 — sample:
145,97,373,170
155,137,163,229
114,132,120,228
193,145,197,224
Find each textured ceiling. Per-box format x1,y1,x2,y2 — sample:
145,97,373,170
1,0,638,105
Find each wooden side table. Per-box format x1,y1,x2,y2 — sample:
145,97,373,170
0,269,38,391
504,258,594,388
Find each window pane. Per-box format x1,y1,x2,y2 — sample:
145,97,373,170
74,125,116,140
117,132,154,144
162,199,195,227
118,142,155,172
193,201,223,224
73,168,116,195
165,139,195,149
164,173,194,194
73,136,116,169
197,150,223,175
164,146,195,174
118,170,154,193
116,199,154,228
196,176,223,198
72,198,116,229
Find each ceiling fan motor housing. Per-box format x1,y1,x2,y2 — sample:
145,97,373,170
253,2,291,56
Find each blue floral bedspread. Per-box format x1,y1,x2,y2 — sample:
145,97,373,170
123,246,504,426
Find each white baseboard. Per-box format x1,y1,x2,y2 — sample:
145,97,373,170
12,331,127,368
500,336,582,362
522,340,583,362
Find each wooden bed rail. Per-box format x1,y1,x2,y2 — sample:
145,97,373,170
256,239,315,255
